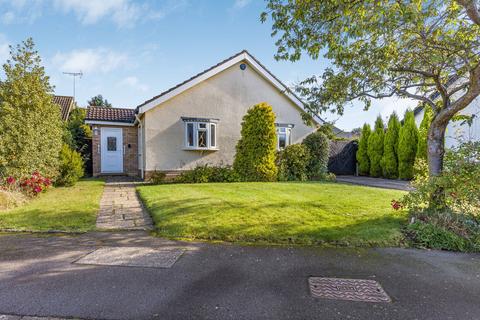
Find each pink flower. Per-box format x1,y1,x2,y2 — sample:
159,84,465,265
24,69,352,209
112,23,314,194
6,176,15,185
33,186,42,194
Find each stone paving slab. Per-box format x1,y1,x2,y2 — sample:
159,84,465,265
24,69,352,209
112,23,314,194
96,177,153,230
74,246,185,268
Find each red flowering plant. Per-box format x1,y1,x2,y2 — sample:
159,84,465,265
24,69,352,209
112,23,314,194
18,171,51,196
391,199,403,211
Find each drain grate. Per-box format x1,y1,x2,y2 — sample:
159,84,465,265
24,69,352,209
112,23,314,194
308,277,391,303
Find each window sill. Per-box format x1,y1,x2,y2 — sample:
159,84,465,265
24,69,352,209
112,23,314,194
183,147,219,151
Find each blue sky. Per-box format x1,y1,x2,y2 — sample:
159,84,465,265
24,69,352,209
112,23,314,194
0,0,415,130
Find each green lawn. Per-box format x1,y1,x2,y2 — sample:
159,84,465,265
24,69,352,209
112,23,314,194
138,182,407,247
0,179,104,232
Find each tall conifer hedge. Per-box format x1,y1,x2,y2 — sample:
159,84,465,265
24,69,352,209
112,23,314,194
382,112,400,178
356,123,371,175
416,105,433,160
367,116,385,177
398,110,419,180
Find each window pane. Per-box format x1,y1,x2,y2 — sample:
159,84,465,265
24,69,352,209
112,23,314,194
199,123,207,129
278,133,286,149
198,130,207,147
187,123,194,146
210,124,216,147
107,137,117,151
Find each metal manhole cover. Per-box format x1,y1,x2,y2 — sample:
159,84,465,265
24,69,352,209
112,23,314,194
75,247,185,268
308,277,391,303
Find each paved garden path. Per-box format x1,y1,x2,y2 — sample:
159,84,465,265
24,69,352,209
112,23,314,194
96,177,153,230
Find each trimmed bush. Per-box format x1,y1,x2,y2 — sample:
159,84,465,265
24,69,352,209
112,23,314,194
382,112,400,178
0,38,63,179
56,144,84,187
302,131,330,179
398,110,419,180
233,103,278,181
356,124,371,175
177,165,239,183
416,105,433,160
367,116,384,177
277,144,311,181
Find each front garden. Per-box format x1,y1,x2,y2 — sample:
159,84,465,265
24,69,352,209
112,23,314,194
0,179,104,232
138,182,406,246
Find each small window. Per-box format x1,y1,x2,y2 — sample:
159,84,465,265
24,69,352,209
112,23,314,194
107,137,117,151
183,120,218,150
276,126,292,150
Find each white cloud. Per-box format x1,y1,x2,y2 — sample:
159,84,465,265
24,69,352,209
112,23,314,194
51,48,128,74
0,0,43,24
53,0,188,28
53,0,141,27
118,76,149,92
233,0,251,9
0,34,10,64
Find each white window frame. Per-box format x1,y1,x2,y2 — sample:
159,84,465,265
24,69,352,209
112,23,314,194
183,120,218,151
276,125,293,150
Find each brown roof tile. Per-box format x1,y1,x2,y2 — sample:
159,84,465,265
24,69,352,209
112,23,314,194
86,106,136,123
52,95,74,121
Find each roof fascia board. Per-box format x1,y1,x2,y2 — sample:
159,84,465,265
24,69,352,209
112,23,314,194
85,120,135,127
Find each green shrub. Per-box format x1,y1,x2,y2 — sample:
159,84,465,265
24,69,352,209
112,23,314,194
406,221,479,252
177,165,239,183
416,105,433,160
381,112,400,178
398,110,418,180
302,131,330,179
356,124,371,175
56,144,84,186
277,144,311,181
65,108,92,166
233,103,278,181
367,116,384,177
148,171,167,184
0,38,63,179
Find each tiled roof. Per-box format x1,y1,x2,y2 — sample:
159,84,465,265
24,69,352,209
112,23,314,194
52,95,74,121
86,106,136,123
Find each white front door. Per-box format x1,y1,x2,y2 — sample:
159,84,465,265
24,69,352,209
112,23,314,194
101,127,123,173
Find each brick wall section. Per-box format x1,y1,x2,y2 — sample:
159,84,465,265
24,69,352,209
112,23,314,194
91,125,139,177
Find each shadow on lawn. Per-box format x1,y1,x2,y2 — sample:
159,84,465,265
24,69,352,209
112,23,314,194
144,196,407,247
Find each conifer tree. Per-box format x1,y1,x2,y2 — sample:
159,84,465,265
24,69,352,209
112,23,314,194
398,110,419,180
356,123,371,176
0,38,63,178
381,112,400,178
416,105,433,160
367,116,385,177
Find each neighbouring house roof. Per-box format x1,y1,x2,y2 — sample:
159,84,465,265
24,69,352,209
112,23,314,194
135,50,325,125
85,106,136,124
52,95,75,121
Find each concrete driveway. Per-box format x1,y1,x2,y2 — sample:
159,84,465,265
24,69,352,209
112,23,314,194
336,175,413,191
0,232,479,320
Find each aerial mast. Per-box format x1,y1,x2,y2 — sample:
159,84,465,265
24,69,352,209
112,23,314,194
62,71,83,101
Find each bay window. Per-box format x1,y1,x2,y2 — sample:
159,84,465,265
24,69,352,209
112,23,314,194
182,117,218,150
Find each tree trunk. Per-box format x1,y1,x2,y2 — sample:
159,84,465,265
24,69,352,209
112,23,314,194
427,122,446,177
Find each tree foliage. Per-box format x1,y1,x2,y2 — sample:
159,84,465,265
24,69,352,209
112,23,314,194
302,131,330,179
382,112,401,179
262,0,480,178
64,107,92,167
277,144,311,181
87,94,112,108
398,110,419,180
417,105,434,160
367,116,385,177
233,103,278,181
0,38,63,179
356,124,371,176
